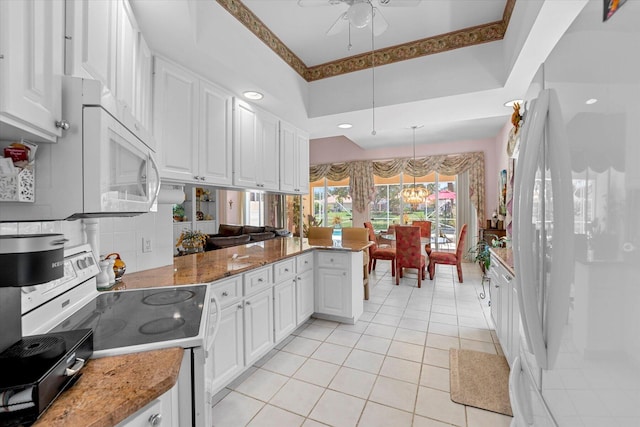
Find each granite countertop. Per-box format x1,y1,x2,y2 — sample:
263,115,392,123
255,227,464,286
33,347,183,427
490,247,515,276
116,236,371,290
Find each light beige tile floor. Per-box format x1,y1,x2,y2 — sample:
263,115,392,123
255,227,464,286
212,261,513,427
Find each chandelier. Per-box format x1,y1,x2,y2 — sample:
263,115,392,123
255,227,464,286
401,125,429,206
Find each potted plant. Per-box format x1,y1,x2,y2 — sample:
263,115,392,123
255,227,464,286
173,204,185,222
467,234,508,273
176,229,208,254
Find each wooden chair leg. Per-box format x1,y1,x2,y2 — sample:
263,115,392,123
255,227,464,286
373,259,377,271
417,269,421,288
457,263,464,283
428,260,435,280
391,259,396,277
395,266,400,285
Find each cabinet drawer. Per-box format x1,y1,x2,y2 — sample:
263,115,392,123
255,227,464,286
244,266,272,296
316,251,348,269
210,276,242,308
273,258,296,283
296,252,314,273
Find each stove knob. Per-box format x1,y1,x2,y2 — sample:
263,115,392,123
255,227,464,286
148,413,162,426
85,256,95,266
21,286,37,294
76,259,86,269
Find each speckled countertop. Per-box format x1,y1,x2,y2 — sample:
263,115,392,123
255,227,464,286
115,237,371,290
33,347,182,427
33,237,370,425
490,247,515,276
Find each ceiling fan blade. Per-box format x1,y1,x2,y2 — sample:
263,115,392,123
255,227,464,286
326,12,348,36
297,0,336,6
372,8,388,36
376,0,421,7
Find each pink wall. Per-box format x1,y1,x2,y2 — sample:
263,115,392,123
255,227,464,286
309,128,512,221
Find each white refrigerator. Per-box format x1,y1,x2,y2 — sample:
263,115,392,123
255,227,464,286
510,0,640,426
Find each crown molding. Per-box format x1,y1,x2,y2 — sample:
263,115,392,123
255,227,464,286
217,0,516,82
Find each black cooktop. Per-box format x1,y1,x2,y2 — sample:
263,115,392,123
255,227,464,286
49,285,206,351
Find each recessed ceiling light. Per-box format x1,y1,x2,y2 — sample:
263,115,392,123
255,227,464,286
243,91,263,100
338,123,352,129
585,98,598,105
504,99,523,108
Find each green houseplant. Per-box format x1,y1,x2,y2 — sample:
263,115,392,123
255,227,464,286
467,233,508,273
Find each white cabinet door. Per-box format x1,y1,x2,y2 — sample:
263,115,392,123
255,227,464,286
296,268,314,325
199,81,233,186
280,122,309,194
316,267,349,317
232,99,279,191
297,130,310,193
64,0,117,95
153,58,198,181
116,384,177,427
210,303,244,392
116,0,136,117
243,288,274,366
134,34,153,139
0,0,64,142
279,121,297,193
232,99,258,188
274,279,297,342
256,110,279,191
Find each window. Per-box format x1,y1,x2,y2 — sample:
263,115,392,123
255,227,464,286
306,177,352,230
244,191,264,226
369,172,458,250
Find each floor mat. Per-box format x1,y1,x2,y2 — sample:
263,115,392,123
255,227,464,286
449,348,513,416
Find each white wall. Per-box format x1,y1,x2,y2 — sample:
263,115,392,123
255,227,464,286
0,206,174,275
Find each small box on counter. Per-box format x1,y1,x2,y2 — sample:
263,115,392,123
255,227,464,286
0,140,37,203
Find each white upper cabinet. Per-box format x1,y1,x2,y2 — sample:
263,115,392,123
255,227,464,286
0,0,65,142
232,99,279,191
279,120,309,194
64,0,117,96
153,57,233,186
153,57,198,182
65,0,153,147
199,81,233,186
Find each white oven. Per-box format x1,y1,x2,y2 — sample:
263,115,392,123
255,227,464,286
21,244,221,427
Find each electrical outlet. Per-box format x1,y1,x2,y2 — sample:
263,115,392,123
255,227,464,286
142,237,152,253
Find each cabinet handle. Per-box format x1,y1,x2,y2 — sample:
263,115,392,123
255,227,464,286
148,413,162,426
343,272,346,276
257,278,263,282
200,176,206,181
246,301,251,305
193,175,200,180
495,284,500,288
237,304,243,309
222,291,228,297
284,268,289,272
330,258,334,262
55,119,70,130
502,274,513,283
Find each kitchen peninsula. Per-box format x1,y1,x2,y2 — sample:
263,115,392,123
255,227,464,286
117,237,370,291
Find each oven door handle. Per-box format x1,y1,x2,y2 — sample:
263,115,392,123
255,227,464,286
65,358,85,376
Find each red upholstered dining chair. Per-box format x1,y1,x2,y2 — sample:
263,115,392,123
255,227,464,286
394,225,426,288
363,222,396,276
428,224,468,283
411,220,432,255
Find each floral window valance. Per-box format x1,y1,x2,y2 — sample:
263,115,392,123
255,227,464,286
309,152,485,224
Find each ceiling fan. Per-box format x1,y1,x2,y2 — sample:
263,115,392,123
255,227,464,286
297,0,421,37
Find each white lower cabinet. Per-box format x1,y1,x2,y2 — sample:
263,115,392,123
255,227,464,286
273,279,297,342
296,268,314,325
117,383,178,427
210,302,244,392
489,251,518,365
243,288,274,366
314,250,364,324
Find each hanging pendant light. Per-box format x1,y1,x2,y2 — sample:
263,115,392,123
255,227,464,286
401,125,428,206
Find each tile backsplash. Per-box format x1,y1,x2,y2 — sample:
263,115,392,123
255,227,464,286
1,204,174,275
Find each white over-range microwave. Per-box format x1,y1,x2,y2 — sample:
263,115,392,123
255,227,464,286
0,77,160,221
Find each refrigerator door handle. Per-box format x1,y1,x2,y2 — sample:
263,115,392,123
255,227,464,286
543,89,575,369
509,356,534,426
513,89,549,369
